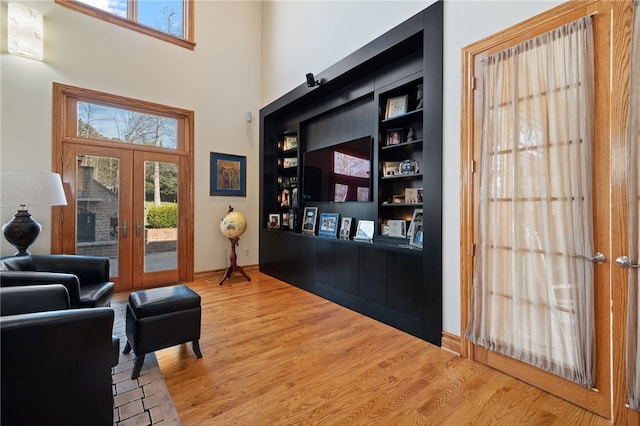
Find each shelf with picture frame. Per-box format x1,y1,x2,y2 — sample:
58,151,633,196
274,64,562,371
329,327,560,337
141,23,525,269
275,131,300,231
259,1,442,346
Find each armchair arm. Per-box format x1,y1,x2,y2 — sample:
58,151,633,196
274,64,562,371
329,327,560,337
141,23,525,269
0,271,81,308
0,284,70,316
31,254,110,285
1,308,116,425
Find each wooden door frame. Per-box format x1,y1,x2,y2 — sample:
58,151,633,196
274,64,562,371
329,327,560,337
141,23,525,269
459,0,629,419
50,83,195,287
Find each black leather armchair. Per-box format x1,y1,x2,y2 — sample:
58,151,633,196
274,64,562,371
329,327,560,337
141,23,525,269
0,254,114,308
0,284,119,426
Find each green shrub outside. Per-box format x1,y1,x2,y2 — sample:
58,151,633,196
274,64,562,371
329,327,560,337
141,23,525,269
146,204,178,228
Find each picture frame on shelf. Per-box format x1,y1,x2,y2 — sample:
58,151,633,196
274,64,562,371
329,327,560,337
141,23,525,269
404,187,422,204
388,219,407,238
408,208,423,241
291,187,299,208
283,135,298,151
354,220,375,242
281,212,289,229
283,157,297,168
280,188,290,207
318,213,339,238
383,161,401,176
386,128,403,146
409,222,424,249
267,213,280,230
302,207,318,235
385,95,409,119
210,152,246,196
339,217,353,240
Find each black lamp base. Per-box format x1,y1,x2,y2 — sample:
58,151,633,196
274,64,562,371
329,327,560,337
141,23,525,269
2,210,41,256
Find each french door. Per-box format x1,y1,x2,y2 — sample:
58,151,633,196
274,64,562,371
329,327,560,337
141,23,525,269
59,143,190,291
461,0,632,420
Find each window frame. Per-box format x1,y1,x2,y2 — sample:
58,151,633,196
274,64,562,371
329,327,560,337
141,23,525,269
55,0,195,50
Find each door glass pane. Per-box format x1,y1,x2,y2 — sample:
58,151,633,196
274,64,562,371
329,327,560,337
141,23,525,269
144,160,178,272
75,155,120,277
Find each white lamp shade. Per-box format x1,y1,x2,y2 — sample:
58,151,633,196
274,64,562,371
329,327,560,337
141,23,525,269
1,170,67,207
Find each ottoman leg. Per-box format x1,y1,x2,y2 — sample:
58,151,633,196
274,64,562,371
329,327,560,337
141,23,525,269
131,354,146,379
123,341,132,354
192,340,203,358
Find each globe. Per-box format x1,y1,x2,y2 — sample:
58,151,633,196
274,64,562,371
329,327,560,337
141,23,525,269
220,209,247,239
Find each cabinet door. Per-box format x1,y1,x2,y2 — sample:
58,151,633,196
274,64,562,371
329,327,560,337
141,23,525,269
359,245,387,305
335,244,359,296
387,251,423,318
315,239,336,288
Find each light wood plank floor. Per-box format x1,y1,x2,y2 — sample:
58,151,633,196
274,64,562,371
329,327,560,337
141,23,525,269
147,271,611,425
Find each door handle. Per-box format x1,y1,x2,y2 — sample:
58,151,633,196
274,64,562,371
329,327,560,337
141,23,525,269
616,256,640,269
136,220,141,238
122,221,128,239
573,252,606,264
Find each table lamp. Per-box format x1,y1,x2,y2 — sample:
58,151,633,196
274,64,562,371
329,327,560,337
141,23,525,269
1,170,67,256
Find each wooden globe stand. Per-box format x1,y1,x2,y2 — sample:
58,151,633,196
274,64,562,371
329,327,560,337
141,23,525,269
219,237,251,285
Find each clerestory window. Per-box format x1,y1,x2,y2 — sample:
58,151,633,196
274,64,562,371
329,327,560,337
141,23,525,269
55,0,195,49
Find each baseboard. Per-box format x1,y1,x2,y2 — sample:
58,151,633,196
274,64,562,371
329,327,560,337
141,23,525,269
441,331,461,355
194,264,259,282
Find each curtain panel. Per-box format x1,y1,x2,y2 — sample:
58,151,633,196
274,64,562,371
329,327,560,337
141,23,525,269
466,17,596,387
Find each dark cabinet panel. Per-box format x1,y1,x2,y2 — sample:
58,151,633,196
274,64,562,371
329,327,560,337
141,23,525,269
315,239,336,288
335,243,359,296
358,245,387,306
387,250,422,318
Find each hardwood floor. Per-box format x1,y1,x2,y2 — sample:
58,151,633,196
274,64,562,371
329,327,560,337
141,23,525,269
148,271,611,425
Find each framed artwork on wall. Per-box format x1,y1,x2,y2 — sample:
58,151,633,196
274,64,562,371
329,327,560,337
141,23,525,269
210,152,246,196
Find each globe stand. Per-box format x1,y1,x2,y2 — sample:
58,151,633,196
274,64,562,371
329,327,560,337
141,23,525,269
219,237,251,285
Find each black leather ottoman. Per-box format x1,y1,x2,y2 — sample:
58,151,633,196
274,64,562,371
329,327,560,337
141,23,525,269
123,285,202,379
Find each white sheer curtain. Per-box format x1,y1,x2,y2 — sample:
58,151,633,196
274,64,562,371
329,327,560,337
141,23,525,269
466,17,596,387
626,0,640,411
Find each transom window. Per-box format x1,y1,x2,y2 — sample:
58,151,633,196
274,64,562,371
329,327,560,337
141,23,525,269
55,0,195,49
77,102,178,149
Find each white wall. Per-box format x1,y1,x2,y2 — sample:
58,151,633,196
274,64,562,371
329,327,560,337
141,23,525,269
260,0,563,335
0,0,263,273
1,0,564,337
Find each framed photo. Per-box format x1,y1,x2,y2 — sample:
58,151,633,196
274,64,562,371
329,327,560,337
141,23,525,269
386,128,403,146
302,207,318,235
404,187,422,204
388,219,407,238
210,152,246,196
385,95,409,119
283,157,297,168
283,135,298,151
354,220,375,242
383,161,401,176
281,212,289,229
409,222,424,249
339,217,353,240
267,213,280,230
408,208,423,243
318,213,339,238
280,188,290,207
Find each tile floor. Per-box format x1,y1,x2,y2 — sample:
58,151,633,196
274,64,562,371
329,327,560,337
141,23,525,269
111,303,182,426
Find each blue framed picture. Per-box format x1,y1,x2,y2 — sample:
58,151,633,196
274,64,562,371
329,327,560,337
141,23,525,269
210,152,246,196
318,213,339,238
